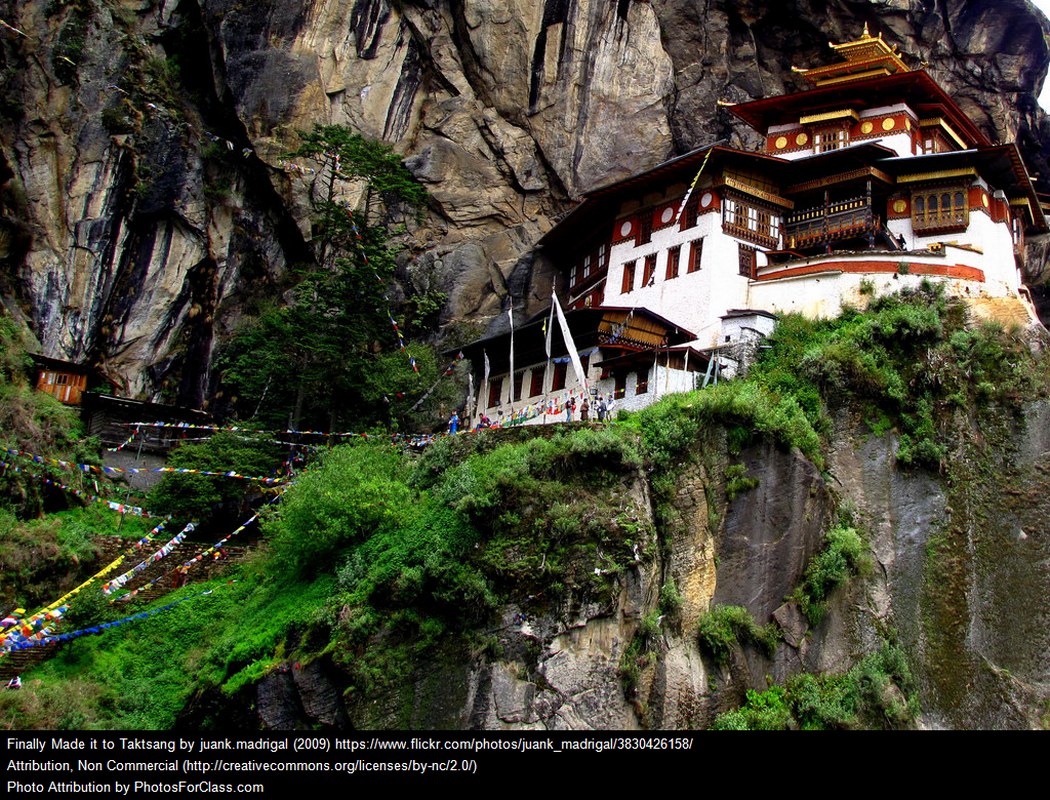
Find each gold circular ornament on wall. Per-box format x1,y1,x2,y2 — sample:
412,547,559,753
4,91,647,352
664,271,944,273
905,118,912,131
775,136,788,149
882,117,896,131
982,194,990,208
892,199,907,214
795,132,809,146
861,121,874,134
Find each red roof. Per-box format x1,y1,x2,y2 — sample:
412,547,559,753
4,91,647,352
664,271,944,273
727,71,991,149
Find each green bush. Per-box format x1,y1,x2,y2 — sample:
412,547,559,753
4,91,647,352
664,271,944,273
791,524,871,626
696,604,780,665
724,463,759,500
263,442,416,579
711,642,917,730
149,432,283,523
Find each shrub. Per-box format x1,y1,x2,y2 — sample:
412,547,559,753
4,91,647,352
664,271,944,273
263,442,416,578
149,432,282,523
791,524,871,626
711,641,917,730
696,604,780,665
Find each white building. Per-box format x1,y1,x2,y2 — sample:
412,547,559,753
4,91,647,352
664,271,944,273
461,27,1046,427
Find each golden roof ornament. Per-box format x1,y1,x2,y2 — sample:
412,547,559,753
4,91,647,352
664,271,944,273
792,25,912,87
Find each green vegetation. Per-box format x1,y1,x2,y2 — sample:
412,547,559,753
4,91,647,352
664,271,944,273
712,641,918,730
724,463,759,500
148,432,282,525
696,604,780,665
0,314,99,517
791,523,872,626
3,286,1047,728
215,126,444,432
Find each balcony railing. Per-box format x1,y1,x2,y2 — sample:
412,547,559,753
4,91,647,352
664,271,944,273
784,197,874,249
912,208,968,234
722,221,779,249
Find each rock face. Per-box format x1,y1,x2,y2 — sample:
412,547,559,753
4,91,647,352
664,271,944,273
234,402,1050,730
2,0,1049,402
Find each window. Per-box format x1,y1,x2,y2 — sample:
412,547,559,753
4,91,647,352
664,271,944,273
513,370,525,402
642,254,657,287
597,244,607,271
814,125,849,152
529,367,545,398
911,185,969,233
621,260,636,294
583,254,592,279
666,246,680,280
636,371,649,395
570,263,578,287
685,201,700,229
724,197,738,226
688,239,703,273
487,377,503,408
723,196,779,248
552,362,568,391
738,244,757,278
637,213,653,245
614,373,627,399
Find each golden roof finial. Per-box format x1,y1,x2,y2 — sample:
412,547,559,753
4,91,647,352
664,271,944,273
863,22,870,38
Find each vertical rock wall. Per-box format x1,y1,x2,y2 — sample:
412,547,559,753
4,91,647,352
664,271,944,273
3,0,1048,401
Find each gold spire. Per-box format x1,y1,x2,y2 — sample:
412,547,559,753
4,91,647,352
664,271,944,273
793,26,911,87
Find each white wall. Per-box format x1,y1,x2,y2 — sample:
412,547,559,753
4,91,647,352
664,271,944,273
605,198,754,347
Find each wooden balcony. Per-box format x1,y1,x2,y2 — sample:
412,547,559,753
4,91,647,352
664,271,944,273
912,208,968,235
785,197,875,249
722,221,779,249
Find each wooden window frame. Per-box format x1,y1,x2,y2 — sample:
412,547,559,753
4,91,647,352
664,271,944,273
487,377,503,408
911,184,969,234
529,367,545,398
642,253,657,287
552,362,568,392
688,239,703,273
738,244,757,278
621,260,636,294
666,245,680,279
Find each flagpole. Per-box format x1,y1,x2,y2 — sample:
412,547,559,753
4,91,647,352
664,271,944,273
508,304,515,414
672,139,727,226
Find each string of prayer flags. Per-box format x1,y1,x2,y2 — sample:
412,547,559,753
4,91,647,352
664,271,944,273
112,494,282,603
1,587,220,654
107,426,140,452
0,460,154,517
102,523,195,596
0,516,171,652
3,447,289,484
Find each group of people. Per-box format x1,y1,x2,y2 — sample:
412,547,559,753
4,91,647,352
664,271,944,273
448,391,617,433
564,393,614,423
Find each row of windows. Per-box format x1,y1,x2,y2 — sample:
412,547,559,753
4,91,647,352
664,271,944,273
487,365,650,407
621,239,703,293
487,356,594,407
569,244,610,288
912,187,969,233
723,197,780,247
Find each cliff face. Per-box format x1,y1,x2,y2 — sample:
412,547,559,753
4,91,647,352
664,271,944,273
225,400,1050,730
2,0,1049,401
